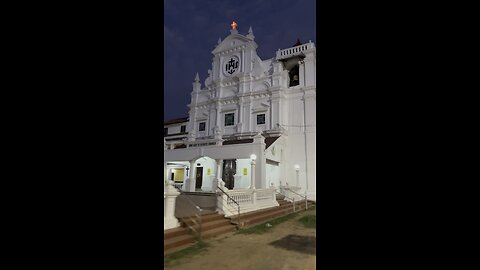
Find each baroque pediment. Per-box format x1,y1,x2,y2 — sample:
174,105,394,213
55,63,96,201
212,33,257,55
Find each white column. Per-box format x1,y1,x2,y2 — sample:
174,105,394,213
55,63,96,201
299,60,305,87
238,102,243,133
247,102,252,131
164,180,180,230
183,166,189,190
296,170,299,187
164,140,167,187
216,179,227,215
215,102,221,127
217,159,223,181
250,159,256,189
164,161,167,187
187,160,196,192
212,159,223,192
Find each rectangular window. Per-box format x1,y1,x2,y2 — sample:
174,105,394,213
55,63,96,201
257,114,265,125
164,128,168,136
180,125,186,133
224,113,234,126
199,122,206,131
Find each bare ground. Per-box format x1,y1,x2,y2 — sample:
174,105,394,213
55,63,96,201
165,208,316,270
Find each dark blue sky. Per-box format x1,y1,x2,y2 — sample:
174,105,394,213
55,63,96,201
164,0,316,121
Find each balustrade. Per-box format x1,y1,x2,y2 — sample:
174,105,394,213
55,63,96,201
276,41,315,60
217,184,279,217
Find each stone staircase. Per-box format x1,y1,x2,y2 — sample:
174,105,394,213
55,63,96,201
164,199,315,254
232,199,315,228
164,211,237,254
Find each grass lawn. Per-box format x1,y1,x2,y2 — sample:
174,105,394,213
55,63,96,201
238,204,316,235
297,215,316,228
164,241,209,268
237,211,301,235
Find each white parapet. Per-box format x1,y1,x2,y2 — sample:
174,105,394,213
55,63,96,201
164,181,181,230
276,41,315,60
217,180,279,217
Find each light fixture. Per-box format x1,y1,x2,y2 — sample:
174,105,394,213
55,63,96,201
295,165,300,171
250,154,257,160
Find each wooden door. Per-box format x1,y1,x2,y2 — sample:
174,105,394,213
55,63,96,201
195,167,203,189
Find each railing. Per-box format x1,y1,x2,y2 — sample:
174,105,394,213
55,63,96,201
226,189,253,204
285,188,308,210
173,183,183,191
276,192,297,212
178,190,203,240
217,179,279,218
276,41,315,60
217,186,241,228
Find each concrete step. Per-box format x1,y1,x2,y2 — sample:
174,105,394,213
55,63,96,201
164,227,190,240
231,200,315,228
243,208,293,227
164,233,195,252
201,224,237,240
235,205,289,220
179,211,225,223
164,212,237,254
182,218,233,232
278,200,314,210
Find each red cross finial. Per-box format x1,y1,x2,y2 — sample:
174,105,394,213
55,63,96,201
231,21,237,30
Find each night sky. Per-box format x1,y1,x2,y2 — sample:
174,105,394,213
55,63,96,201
164,0,316,121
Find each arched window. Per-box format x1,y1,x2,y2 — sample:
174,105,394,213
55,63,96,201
289,64,299,87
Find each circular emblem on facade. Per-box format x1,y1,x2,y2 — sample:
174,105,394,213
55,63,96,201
223,55,240,76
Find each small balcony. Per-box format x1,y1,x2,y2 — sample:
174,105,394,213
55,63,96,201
276,41,315,60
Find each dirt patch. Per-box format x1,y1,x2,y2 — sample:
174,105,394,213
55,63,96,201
164,207,316,270
270,234,316,255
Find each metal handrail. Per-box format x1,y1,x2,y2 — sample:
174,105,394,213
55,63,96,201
276,191,297,212
217,186,241,228
283,187,308,210
178,190,203,240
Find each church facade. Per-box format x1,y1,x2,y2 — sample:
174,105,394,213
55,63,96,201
164,24,316,201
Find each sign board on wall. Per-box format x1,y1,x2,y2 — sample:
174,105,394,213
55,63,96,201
243,168,248,176
207,168,211,176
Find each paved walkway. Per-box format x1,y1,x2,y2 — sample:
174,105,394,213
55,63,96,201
165,207,317,270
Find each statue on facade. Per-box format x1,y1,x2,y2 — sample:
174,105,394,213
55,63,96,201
214,126,222,140
205,69,212,88
188,130,196,142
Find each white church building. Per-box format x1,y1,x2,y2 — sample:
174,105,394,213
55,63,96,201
164,23,315,228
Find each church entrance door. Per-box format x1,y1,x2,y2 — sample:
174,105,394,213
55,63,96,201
195,167,203,190
223,159,236,190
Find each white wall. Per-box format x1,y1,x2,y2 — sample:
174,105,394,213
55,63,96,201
282,87,316,200
266,163,280,188
164,122,187,135
234,158,252,189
